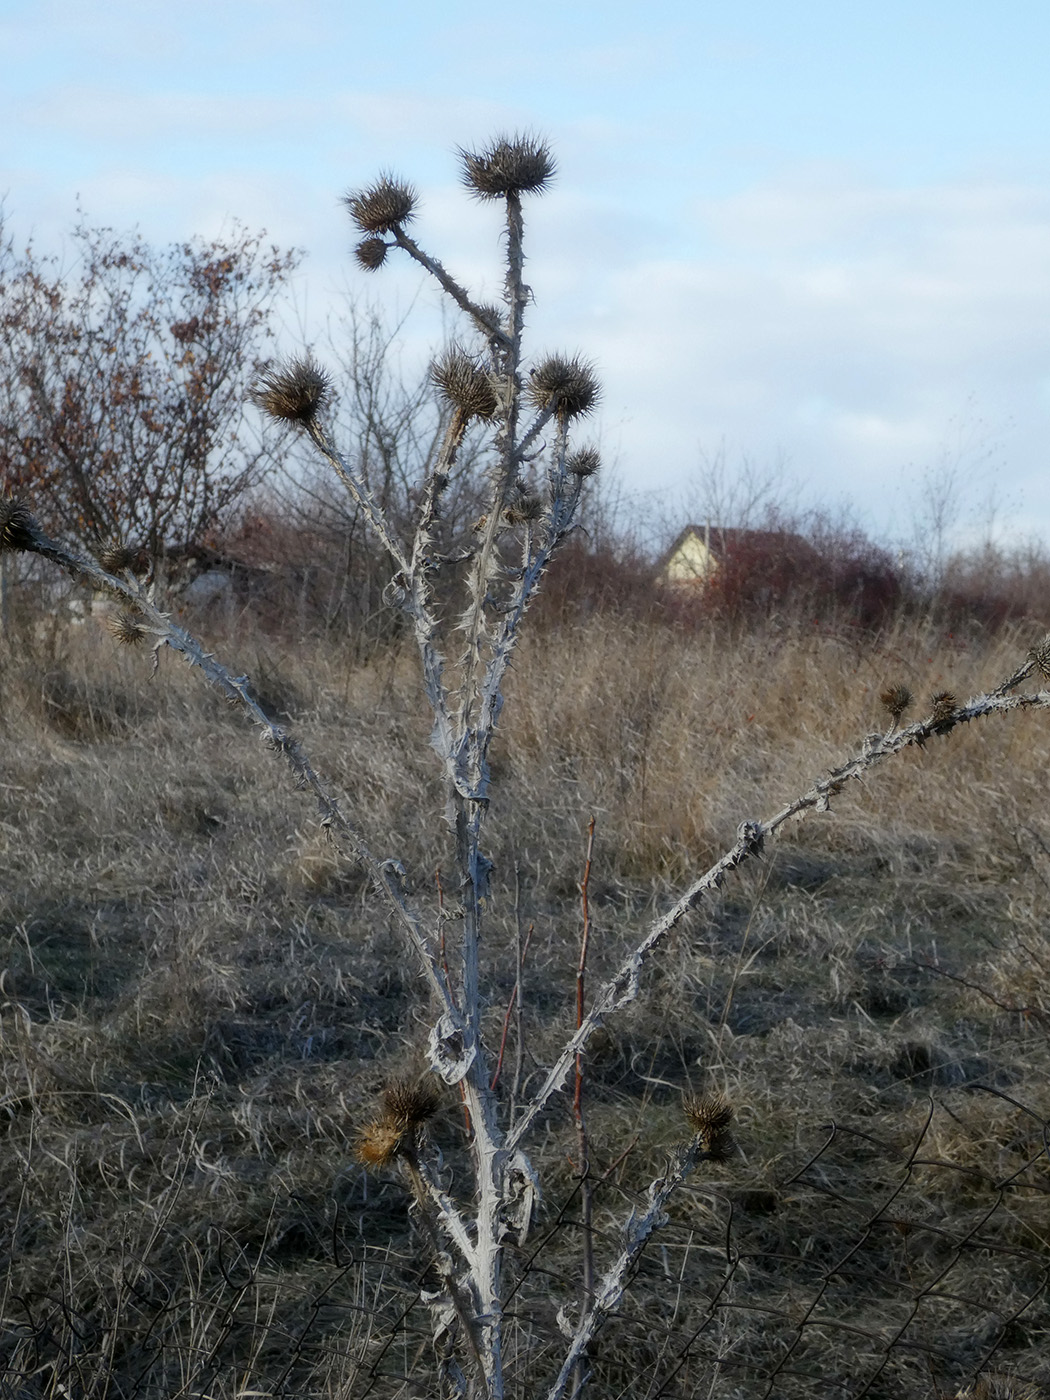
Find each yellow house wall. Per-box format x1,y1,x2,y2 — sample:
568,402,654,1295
665,532,716,584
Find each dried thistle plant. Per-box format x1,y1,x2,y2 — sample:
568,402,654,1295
253,357,330,424
353,236,389,271
97,542,137,574
105,610,147,646
18,135,1050,1400
430,348,498,421
930,689,958,731
568,445,601,478
1028,634,1050,682
879,682,912,724
459,132,556,199
683,1090,736,1161
343,175,418,234
356,1079,439,1168
528,354,601,419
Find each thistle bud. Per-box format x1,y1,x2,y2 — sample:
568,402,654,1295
683,1090,736,1161
343,176,417,234
459,133,556,199
382,1080,439,1130
879,683,912,724
504,493,544,525
568,446,601,478
98,543,137,574
356,1079,439,1168
106,611,147,646
0,498,36,552
431,349,498,420
1028,635,1050,682
253,358,330,424
354,237,389,271
929,690,957,732
528,355,600,419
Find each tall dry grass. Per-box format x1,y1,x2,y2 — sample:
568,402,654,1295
1,603,1048,1397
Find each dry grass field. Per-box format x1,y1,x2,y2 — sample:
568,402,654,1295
1,599,1049,1398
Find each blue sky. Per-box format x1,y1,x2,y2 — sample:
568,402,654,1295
4,0,1050,546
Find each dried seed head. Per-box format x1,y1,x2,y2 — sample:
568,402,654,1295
683,1091,736,1161
354,237,389,271
382,1080,439,1131
355,1118,404,1168
344,176,417,234
1028,634,1050,681
967,1376,1045,1400
568,446,601,478
459,133,555,199
879,683,912,723
929,690,957,732
504,493,545,525
431,349,498,420
106,611,147,646
930,690,956,720
253,358,330,424
528,355,600,419
98,543,137,574
0,498,36,552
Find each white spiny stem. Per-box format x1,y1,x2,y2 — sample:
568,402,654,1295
546,1139,709,1400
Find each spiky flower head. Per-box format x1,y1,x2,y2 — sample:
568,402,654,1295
528,355,600,419
459,133,556,199
356,1079,439,1169
683,1090,736,1161
504,493,545,525
354,237,389,271
431,349,498,421
98,543,137,574
1028,634,1050,682
355,1118,404,1168
382,1080,440,1130
962,1376,1046,1400
106,611,147,646
929,690,957,732
879,683,912,724
0,498,36,552
568,446,601,478
253,358,330,424
343,176,417,234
